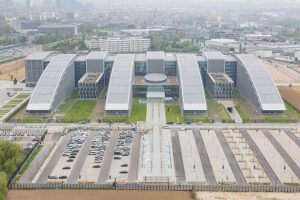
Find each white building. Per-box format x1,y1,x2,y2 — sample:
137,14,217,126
205,39,240,53
90,37,150,53
255,50,272,58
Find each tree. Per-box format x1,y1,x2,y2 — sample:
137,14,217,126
0,172,8,200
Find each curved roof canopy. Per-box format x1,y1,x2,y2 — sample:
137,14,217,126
177,54,207,111
27,54,77,112
105,54,135,111
235,54,285,111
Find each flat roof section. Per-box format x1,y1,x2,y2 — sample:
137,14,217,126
86,51,108,60
147,51,165,60
209,73,233,84
105,54,135,111
203,51,225,60
27,54,77,111
79,73,103,84
235,54,285,111
176,54,207,111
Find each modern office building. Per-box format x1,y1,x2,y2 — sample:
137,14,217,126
27,54,77,114
38,24,78,36
90,37,150,53
25,51,59,87
26,51,285,115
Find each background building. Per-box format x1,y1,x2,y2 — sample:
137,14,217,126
90,37,150,53
205,39,240,54
38,24,78,36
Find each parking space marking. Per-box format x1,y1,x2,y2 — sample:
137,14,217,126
97,131,119,183
240,129,281,185
36,133,72,183
128,133,141,182
215,129,247,185
171,129,186,184
67,131,96,183
263,130,300,181
192,129,217,185
284,130,300,148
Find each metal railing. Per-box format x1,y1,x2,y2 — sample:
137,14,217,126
10,183,300,193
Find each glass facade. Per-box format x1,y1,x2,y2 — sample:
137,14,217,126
206,74,233,99
104,61,113,86
165,61,177,76
135,61,147,76
74,61,86,87
78,75,105,99
225,61,237,86
198,61,207,86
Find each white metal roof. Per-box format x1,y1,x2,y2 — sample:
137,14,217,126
147,51,165,60
27,54,77,111
25,51,59,61
105,54,135,111
235,54,285,111
176,54,207,111
203,51,225,60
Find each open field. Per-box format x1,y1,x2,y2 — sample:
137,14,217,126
7,190,191,200
265,64,300,84
0,59,25,81
279,87,300,112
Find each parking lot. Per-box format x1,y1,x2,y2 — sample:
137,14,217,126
17,126,300,186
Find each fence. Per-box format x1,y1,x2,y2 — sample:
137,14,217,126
10,183,300,193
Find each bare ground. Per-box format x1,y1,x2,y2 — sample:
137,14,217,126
195,192,300,200
7,190,192,200
279,86,300,111
265,64,300,84
0,59,25,81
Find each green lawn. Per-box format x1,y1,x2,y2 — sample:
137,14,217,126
235,105,250,122
0,110,9,114
62,100,96,123
128,99,146,122
285,102,300,120
102,115,128,123
185,116,209,123
165,103,184,123
206,91,232,122
263,116,290,123
8,99,24,104
1,104,16,109
15,93,30,99
57,90,77,113
16,145,43,182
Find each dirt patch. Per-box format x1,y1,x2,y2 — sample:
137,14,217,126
265,64,300,84
0,59,25,81
279,86,300,111
7,190,192,200
195,192,300,200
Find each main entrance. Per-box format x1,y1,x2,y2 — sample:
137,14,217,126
146,85,165,99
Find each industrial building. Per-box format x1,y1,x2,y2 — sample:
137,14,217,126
25,50,285,115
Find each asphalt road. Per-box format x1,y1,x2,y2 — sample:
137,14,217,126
239,129,281,186
19,141,54,183
36,133,73,183
263,130,300,181
97,131,119,183
128,132,141,182
171,129,186,184
214,129,247,185
284,130,300,148
192,129,217,185
66,131,96,183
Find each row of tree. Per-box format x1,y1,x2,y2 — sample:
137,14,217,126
0,141,24,200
